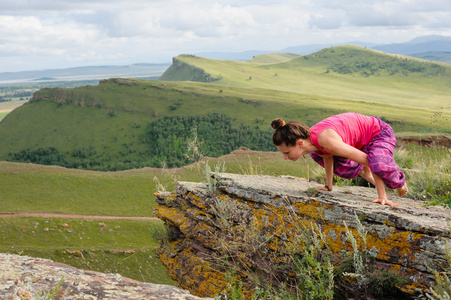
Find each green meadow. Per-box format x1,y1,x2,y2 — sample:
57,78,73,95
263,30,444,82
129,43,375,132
0,150,318,216
0,217,175,285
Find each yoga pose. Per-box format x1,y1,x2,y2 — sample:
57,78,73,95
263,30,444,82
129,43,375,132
271,112,408,207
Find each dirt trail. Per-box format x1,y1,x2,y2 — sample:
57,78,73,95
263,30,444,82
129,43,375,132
0,212,159,220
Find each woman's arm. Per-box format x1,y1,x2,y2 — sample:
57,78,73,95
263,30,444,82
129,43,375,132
316,155,334,191
317,129,368,166
324,155,334,190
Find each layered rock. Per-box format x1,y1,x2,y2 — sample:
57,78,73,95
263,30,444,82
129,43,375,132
0,253,211,299
154,173,451,299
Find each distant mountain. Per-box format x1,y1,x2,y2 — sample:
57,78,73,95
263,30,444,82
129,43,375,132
409,51,451,64
371,36,451,63
372,40,451,55
195,35,450,64
0,63,170,84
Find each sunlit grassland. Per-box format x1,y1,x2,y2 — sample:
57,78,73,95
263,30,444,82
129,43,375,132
0,99,149,160
1,144,449,218
397,144,451,206
173,47,451,115
0,99,28,110
147,80,447,132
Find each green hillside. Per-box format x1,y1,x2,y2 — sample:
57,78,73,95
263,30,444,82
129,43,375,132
161,46,451,115
0,46,450,171
0,77,354,170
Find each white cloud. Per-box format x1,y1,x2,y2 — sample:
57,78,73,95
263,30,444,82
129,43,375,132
0,0,450,72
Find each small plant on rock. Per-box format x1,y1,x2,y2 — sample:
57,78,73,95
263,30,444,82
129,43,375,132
336,214,407,299
185,126,226,192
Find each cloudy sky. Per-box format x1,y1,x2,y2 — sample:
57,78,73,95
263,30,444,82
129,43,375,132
1,0,450,72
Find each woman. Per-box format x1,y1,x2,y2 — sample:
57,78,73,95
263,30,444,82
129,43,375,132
271,112,408,207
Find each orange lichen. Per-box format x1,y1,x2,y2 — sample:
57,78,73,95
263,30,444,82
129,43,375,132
157,240,230,297
186,192,209,209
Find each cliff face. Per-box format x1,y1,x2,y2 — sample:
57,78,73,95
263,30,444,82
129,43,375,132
154,173,451,299
0,253,211,300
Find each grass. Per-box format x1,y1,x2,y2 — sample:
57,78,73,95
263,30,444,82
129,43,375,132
0,149,320,216
0,99,28,121
0,217,176,285
0,162,160,216
398,144,451,206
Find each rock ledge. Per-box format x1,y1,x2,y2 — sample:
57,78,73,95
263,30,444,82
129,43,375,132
0,253,211,299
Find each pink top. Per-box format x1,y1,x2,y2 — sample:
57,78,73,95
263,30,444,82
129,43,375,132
309,113,380,156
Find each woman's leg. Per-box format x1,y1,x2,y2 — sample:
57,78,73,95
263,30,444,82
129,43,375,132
358,165,375,185
397,184,408,197
371,173,400,206
365,119,407,192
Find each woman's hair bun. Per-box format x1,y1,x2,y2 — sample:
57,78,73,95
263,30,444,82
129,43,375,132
271,118,285,130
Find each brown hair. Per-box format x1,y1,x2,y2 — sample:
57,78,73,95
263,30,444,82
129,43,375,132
271,118,310,146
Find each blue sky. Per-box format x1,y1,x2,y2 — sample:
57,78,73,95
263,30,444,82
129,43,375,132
1,0,450,72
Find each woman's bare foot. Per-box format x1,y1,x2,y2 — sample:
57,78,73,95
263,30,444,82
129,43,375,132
372,197,399,207
397,184,408,197
358,166,376,185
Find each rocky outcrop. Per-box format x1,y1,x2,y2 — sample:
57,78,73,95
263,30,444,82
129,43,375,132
159,57,222,82
154,173,451,299
0,253,212,299
396,134,451,148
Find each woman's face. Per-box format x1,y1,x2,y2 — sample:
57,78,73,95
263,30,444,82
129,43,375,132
276,141,303,161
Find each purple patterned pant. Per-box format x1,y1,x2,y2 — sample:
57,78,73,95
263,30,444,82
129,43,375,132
310,117,406,189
